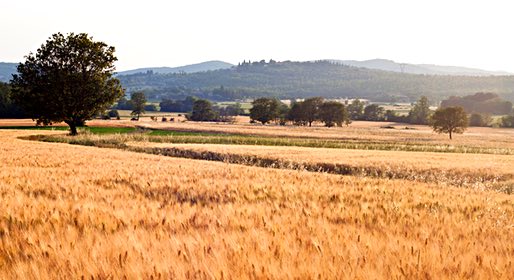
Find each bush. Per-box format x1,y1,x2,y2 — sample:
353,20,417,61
107,109,120,119
500,115,514,128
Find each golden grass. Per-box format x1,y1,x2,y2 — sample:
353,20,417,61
0,130,513,279
125,142,514,191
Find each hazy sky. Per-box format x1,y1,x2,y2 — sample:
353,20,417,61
2,0,514,72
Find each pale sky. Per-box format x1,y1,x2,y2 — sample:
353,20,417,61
2,0,514,72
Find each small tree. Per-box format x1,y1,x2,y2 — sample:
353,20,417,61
500,114,514,128
302,97,324,126
347,99,364,120
408,96,432,124
319,101,349,127
107,109,120,119
130,91,146,120
249,97,281,124
10,32,124,135
431,106,468,139
288,101,307,125
363,104,385,121
190,99,218,121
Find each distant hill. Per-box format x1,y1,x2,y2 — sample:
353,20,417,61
117,60,234,76
117,60,514,102
333,59,511,76
0,63,17,82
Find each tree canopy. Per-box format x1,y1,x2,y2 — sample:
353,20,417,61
408,96,432,124
318,101,350,127
130,91,146,120
249,98,281,124
431,106,468,139
10,33,123,134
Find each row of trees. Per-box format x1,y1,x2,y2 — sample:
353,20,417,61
249,97,352,127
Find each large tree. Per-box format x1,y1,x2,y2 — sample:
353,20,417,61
431,106,468,140
10,33,124,135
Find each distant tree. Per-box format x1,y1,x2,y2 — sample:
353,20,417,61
500,114,514,128
144,104,157,111
159,96,197,112
363,104,385,121
347,99,365,120
431,106,468,139
107,109,120,119
10,32,124,135
224,103,245,116
287,101,307,125
408,96,432,124
0,82,25,118
115,97,133,110
319,101,349,127
249,97,281,124
468,113,491,127
302,97,324,126
130,91,146,120
441,92,513,115
278,102,290,125
190,99,218,121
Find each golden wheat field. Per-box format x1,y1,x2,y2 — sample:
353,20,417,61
0,128,513,279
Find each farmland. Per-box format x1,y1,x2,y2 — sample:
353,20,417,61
0,120,513,279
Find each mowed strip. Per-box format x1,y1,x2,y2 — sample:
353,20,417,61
126,142,514,192
0,130,513,279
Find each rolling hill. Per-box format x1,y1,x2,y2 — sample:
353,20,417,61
334,59,511,76
116,60,234,76
0,62,17,82
117,60,514,102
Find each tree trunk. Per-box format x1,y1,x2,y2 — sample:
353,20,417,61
65,120,80,136
449,130,452,140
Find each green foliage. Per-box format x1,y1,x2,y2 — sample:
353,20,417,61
0,82,26,118
363,104,385,121
159,96,197,112
441,92,513,115
144,104,158,111
468,113,491,127
10,33,123,135
318,101,350,127
287,101,308,125
500,114,514,128
249,98,281,124
347,99,364,120
431,106,468,139
408,96,432,124
130,91,146,119
117,61,514,102
190,99,218,121
302,97,324,126
107,109,120,119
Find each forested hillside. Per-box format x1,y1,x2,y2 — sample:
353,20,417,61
0,63,17,82
117,60,514,102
